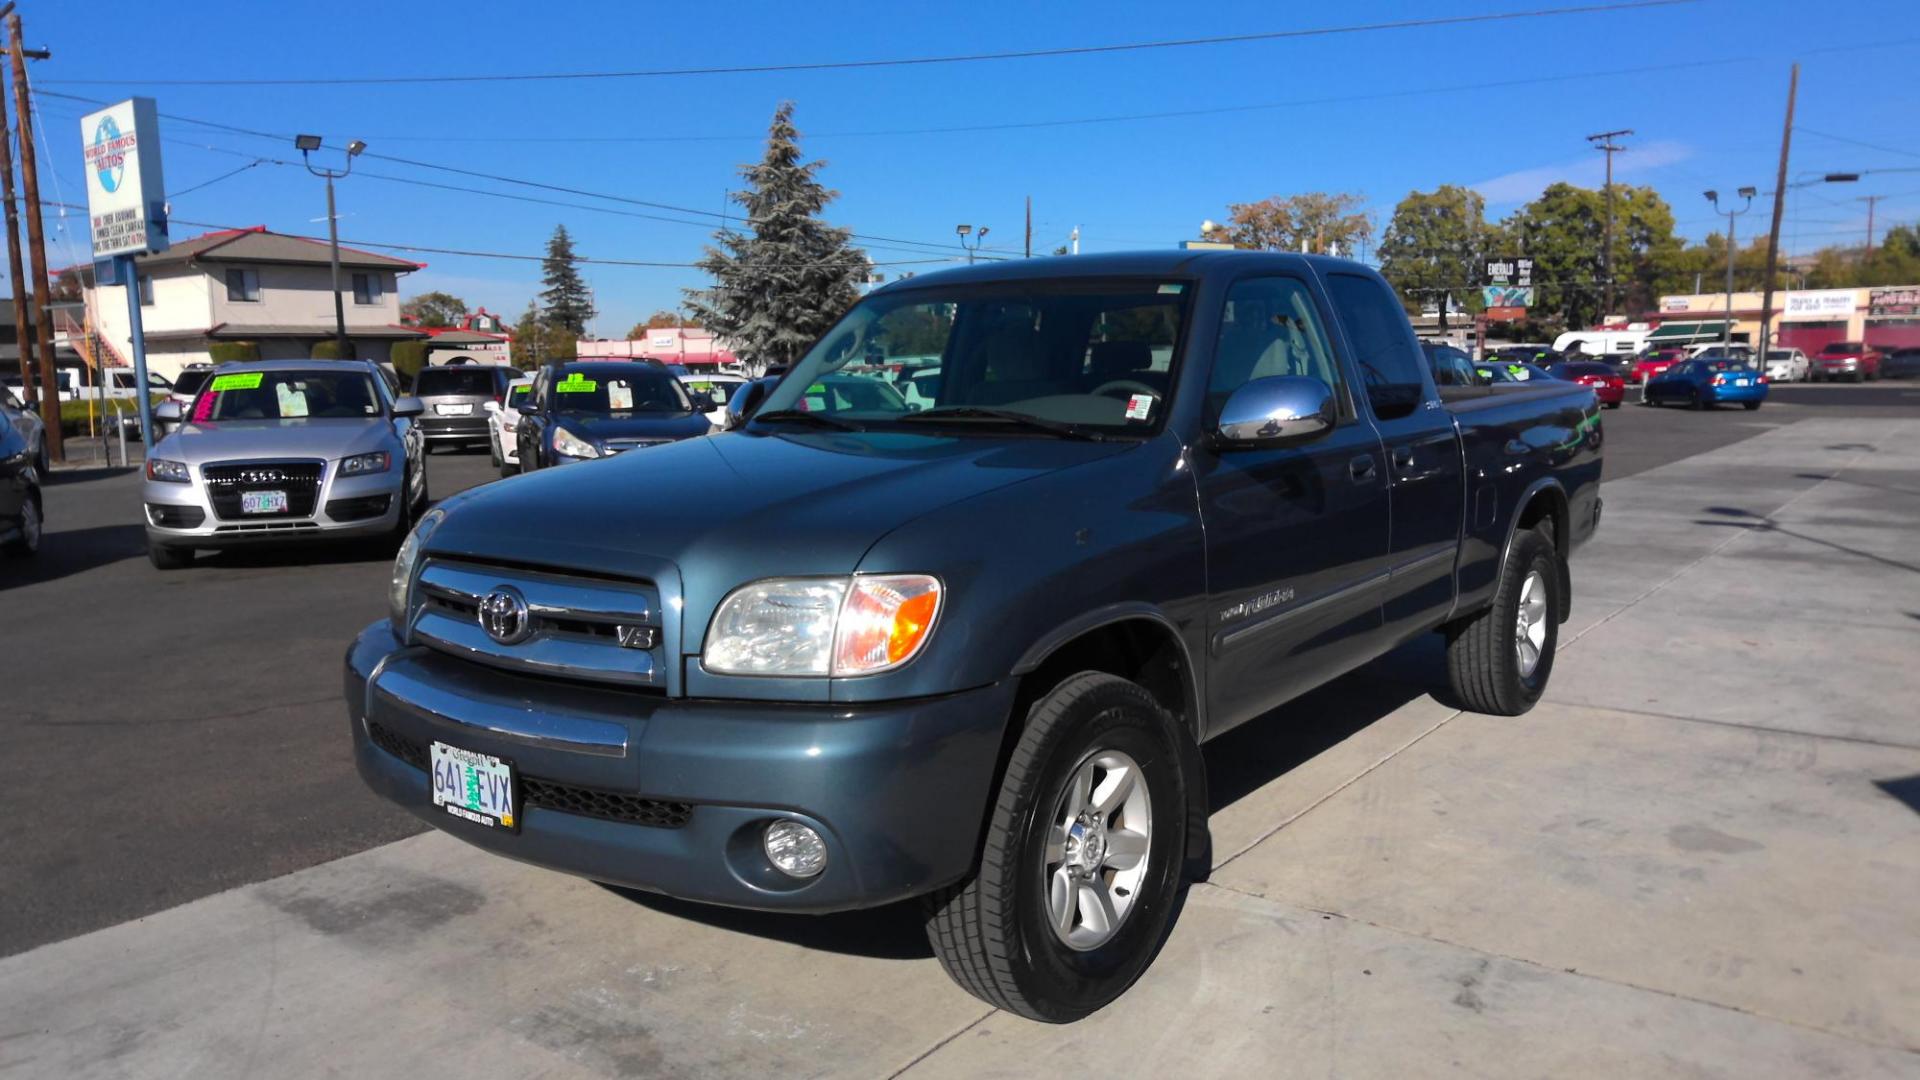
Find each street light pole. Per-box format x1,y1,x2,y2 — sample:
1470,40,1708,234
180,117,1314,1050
296,134,365,357
1704,188,1755,350
956,223,989,265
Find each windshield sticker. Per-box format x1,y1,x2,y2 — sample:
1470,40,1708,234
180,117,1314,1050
688,381,712,392
275,382,310,417
210,372,262,392
556,374,598,393
1157,283,1185,295
607,381,634,410
1125,394,1154,421
808,382,827,394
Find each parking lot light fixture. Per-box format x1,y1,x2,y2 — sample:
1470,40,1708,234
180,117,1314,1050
297,135,367,356
1705,188,1755,350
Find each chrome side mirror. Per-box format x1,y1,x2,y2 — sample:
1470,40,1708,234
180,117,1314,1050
392,396,426,418
1214,375,1336,449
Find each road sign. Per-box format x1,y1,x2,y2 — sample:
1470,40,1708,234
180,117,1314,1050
80,98,168,259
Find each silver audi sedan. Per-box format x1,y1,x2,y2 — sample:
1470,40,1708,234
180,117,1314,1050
142,359,428,569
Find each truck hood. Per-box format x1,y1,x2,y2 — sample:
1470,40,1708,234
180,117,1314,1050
558,411,713,444
153,418,398,465
427,429,1132,588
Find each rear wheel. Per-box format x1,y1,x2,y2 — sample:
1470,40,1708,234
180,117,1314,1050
924,672,1189,1023
1743,401,1762,411
4,495,40,557
1445,528,1559,716
146,537,193,570
1690,389,1707,410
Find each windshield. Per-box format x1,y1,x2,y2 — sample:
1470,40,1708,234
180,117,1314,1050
173,369,214,397
506,384,531,406
191,370,382,421
550,365,693,415
1822,342,1863,354
415,367,499,397
757,279,1189,433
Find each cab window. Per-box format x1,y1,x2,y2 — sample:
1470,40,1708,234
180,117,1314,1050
1207,276,1347,423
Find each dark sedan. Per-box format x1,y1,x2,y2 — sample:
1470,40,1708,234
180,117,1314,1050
1882,347,1920,379
514,361,717,471
0,395,43,557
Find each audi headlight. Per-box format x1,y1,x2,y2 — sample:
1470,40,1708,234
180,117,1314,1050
552,427,600,459
146,458,190,483
338,451,391,476
389,508,446,631
703,574,942,677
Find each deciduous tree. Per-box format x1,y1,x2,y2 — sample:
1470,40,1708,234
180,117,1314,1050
1218,192,1372,255
401,290,469,328
1378,185,1490,328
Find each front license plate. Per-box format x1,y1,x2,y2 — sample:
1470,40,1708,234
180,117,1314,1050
436,402,473,416
240,490,288,514
429,742,518,832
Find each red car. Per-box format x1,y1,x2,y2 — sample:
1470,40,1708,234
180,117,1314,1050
1812,341,1882,382
1631,347,1688,384
1549,360,1626,408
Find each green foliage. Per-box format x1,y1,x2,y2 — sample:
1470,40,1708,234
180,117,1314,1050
1217,192,1372,254
511,302,577,369
56,394,167,436
1496,182,1679,326
683,102,871,375
310,339,356,360
401,291,469,328
208,341,260,363
1378,185,1490,322
627,310,697,339
540,226,595,336
390,340,428,390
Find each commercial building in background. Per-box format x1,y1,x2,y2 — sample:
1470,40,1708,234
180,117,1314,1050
410,308,514,366
68,226,428,381
576,326,736,368
1650,285,1920,354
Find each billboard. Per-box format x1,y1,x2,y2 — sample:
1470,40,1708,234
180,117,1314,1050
1483,256,1534,313
80,98,168,259
1869,286,1920,318
1482,285,1536,308
1784,289,1857,318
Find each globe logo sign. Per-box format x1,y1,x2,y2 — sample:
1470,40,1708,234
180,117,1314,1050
92,117,125,193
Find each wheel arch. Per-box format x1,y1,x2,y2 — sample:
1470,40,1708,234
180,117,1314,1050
1502,478,1572,623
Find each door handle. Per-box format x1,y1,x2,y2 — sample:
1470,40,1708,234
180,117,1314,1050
1349,454,1377,483
1391,447,1414,470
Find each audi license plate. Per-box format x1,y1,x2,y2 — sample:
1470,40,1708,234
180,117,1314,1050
240,490,288,514
429,742,518,832
436,402,473,416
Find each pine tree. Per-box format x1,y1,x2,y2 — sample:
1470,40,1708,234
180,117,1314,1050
683,102,870,375
540,225,595,337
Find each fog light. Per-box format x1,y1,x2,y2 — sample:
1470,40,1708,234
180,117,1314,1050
763,820,827,878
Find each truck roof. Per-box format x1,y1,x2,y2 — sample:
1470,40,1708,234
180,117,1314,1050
876,249,1369,291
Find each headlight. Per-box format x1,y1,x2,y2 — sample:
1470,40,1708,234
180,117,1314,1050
552,427,600,459
703,574,942,677
146,458,190,483
338,451,391,476
389,508,446,630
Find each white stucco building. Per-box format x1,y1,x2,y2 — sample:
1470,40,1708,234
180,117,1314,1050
72,227,427,380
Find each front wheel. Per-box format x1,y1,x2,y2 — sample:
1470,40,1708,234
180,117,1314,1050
1444,527,1559,716
147,538,193,570
924,672,1189,1023
4,496,41,557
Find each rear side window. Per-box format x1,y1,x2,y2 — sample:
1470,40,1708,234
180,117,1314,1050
1325,273,1427,420
414,367,500,396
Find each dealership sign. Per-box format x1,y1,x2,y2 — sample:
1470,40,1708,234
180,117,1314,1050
1784,289,1856,318
1482,257,1534,313
80,98,168,259
1869,286,1920,318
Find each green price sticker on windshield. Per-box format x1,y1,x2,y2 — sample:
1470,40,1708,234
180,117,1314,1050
210,372,263,392
556,375,598,393
807,383,827,394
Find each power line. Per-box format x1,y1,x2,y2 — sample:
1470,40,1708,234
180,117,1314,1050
1796,127,1920,161
40,2,1697,87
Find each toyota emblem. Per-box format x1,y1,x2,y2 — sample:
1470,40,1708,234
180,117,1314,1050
478,585,532,646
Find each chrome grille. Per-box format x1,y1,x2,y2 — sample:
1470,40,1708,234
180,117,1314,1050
202,459,325,521
410,558,665,688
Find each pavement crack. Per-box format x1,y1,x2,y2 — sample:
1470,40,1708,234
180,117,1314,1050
1556,702,1920,752
885,1006,997,1079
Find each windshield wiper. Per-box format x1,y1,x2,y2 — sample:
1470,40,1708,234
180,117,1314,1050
751,409,865,431
897,406,1107,441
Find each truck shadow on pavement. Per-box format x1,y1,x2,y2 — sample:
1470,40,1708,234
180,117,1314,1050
599,636,1447,961
1699,506,1920,575
1,523,147,587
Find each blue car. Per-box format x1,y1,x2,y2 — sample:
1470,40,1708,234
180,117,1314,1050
1644,358,1767,410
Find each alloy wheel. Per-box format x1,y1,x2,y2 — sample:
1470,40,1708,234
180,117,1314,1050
1043,748,1152,952
1515,570,1548,677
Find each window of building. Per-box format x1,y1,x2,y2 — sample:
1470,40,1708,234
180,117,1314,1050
352,272,385,305
137,275,154,306
225,268,260,302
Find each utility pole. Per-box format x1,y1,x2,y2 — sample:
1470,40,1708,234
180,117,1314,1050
1757,64,1797,369
0,24,30,409
1024,196,1032,259
1586,129,1632,321
9,11,58,463
1859,194,1882,255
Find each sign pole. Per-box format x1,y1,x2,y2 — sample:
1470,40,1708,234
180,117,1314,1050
118,255,153,446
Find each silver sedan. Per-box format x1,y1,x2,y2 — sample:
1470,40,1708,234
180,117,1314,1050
141,360,428,569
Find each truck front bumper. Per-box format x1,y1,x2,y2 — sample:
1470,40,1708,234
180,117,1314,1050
345,622,1014,913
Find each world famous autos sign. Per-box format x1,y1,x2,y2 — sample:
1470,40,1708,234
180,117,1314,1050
80,98,168,260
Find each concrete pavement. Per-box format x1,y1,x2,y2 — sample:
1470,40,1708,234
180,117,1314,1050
2,416,1916,1078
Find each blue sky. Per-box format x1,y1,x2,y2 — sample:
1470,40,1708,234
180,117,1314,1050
23,0,1920,333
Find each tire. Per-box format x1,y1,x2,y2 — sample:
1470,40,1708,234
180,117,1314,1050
35,441,49,476
1605,400,1621,409
489,437,502,468
923,672,1189,1023
4,494,40,557
1852,371,1865,384
147,537,193,570
499,458,519,479
1743,401,1762,411
1689,389,1707,410
1444,527,1559,716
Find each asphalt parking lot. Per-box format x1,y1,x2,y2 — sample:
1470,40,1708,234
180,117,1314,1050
4,384,1918,1077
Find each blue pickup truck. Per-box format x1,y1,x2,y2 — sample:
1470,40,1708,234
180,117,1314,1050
346,251,1601,1022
